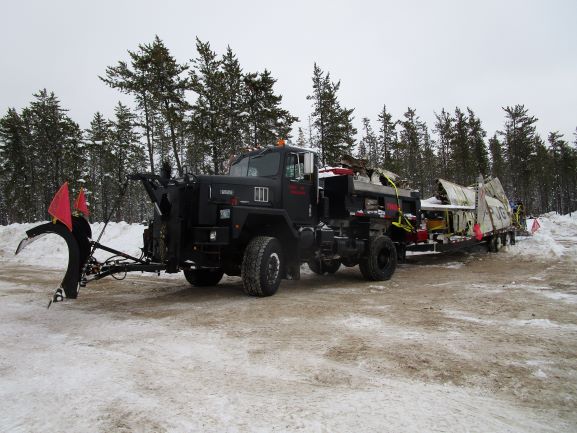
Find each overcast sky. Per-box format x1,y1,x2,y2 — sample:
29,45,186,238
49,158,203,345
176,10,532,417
2,0,576,144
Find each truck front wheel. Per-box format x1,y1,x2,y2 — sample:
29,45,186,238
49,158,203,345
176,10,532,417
184,269,224,287
359,236,397,281
241,236,283,297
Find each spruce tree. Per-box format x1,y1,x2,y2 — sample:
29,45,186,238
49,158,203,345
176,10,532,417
307,63,356,165
101,46,158,174
189,38,225,174
85,112,113,221
499,105,538,207
488,134,506,181
450,107,471,185
358,117,378,166
433,109,453,179
398,108,421,183
467,108,489,179
377,105,397,169
0,109,32,222
243,70,297,149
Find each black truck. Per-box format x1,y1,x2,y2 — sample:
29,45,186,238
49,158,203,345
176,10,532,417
17,143,421,300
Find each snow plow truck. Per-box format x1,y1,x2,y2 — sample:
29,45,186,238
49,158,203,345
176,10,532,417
15,142,515,302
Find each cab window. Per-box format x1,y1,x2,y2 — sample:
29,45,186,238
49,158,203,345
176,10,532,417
285,153,305,181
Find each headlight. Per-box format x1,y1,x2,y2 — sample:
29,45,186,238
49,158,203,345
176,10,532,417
219,208,231,219
209,230,217,241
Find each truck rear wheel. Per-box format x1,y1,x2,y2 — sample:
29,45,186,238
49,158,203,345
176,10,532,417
241,236,283,297
184,269,224,287
359,235,397,281
307,258,341,275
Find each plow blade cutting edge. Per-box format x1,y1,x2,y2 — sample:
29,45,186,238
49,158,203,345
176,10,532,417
15,217,92,299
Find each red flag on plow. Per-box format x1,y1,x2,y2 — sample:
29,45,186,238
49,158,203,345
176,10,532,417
74,187,90,217
531,219,541,234
48,182,72,231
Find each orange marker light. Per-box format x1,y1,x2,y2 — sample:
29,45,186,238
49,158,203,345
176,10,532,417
277,138,285,147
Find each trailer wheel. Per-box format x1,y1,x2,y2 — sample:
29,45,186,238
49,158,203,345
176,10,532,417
510,231,516,245
359,235,397,281
184,269,224,287
308,258,341,274
241,236,283,297
488,235,502,253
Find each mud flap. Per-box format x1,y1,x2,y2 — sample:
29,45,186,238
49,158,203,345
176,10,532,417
15,217,92,299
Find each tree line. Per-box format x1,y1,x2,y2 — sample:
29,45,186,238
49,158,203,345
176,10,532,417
1,36,576,224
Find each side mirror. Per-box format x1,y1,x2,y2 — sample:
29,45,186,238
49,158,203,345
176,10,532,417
303,152,314,175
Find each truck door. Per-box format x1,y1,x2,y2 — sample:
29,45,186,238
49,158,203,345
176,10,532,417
283,152,314,225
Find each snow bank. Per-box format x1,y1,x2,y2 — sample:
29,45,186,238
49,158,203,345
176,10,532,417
1,211,576,269
507,212,577,260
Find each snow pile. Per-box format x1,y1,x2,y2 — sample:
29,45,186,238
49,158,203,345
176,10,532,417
507,212,577,260
1,211,576,268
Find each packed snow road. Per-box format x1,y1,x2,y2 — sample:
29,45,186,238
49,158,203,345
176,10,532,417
1,214,576,432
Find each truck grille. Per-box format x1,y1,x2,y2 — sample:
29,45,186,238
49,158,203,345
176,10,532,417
254,187,269,202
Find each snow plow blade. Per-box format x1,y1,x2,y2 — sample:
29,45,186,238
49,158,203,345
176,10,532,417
15,217,92,299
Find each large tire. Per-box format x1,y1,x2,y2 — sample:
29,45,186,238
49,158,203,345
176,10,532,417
488,235,502,253
307,258,341,275
241,236,283,297
184,268,224,287
359,235,397,281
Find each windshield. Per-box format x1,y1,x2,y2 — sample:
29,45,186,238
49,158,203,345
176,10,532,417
229,152,280,177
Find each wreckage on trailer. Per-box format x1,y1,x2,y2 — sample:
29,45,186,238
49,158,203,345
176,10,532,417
410,176,516,253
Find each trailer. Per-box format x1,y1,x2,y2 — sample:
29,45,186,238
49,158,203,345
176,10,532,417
408,176,516,254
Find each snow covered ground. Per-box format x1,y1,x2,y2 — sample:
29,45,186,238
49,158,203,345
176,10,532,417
1,213,576,432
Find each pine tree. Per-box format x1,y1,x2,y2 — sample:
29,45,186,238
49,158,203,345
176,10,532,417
189,38,225,174
377,105,397,169
221,46,245,159
467,108,489,179
243,70,297,149
450,107,471,185
85,112,113,221
296,127,307,147
548,131,576,214
307,63,356,165
143,36,189,176
27,89,84,216
109,103,144,221
531,135,553,213
488,134,506,181
101,45,158,174
419,123,438,197
0,109,32,222
398,108,421,183
358,117,378,166
433,109,453,179
499,105,538,207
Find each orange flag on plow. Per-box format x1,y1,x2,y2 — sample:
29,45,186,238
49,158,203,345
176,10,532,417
48,182,72,231
74,187,90,217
